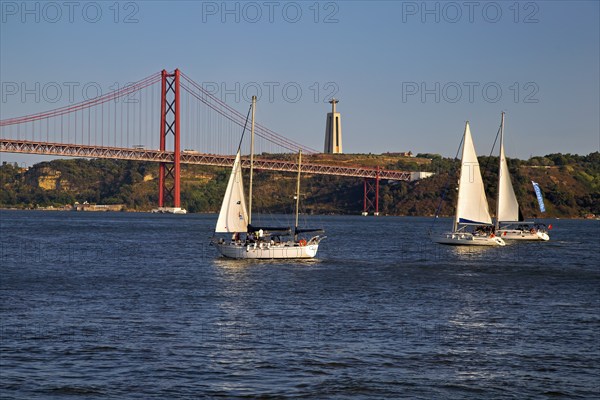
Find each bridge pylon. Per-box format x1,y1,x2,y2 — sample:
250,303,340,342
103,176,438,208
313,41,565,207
158,69,181,209
362,166,380,216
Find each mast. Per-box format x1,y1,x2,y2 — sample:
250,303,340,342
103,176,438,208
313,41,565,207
294,150,302,240
248,95,256,226
495,112,505,231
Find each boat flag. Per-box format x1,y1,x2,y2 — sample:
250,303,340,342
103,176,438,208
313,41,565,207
532,181,546,213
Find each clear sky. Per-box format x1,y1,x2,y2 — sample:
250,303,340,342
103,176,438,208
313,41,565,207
1,0,599,165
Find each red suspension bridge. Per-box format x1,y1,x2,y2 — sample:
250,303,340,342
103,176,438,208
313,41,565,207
0,69,415,213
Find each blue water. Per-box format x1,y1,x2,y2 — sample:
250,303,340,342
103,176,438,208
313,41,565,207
1,211,599,399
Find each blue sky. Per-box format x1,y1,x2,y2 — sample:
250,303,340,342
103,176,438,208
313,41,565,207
1,1,599,165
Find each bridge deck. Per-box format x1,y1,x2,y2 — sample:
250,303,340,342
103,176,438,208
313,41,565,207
1,139,413,180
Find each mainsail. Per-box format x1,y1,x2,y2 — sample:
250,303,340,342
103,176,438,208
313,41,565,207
455,122,493,226
215,151,249,233
497,128,520,222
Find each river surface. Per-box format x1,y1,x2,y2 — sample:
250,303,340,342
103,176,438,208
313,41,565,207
1,211,598,399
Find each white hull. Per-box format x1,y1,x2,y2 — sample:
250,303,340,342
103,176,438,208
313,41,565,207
151,207,187,214
435,232,505,246
215,241,319,259
497,229,549,241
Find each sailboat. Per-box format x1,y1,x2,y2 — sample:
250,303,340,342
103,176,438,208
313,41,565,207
434,121,506,246
494,112,550,241
213,96,325,259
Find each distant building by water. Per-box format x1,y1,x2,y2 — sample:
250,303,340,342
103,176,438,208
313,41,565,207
74,202,125,212
410,171,435,181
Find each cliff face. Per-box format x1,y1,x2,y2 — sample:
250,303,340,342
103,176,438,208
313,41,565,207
26,167,72,191
1,152,598,218
35,167,62,190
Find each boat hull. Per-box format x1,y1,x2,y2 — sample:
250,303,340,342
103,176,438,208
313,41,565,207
215,242,319,259
151,207,187,214
497,229,549,241
435,232,505,246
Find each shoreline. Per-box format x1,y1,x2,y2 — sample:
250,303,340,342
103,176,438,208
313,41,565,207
1,207,595,220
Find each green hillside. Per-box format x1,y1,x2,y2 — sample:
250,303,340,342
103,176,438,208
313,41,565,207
1,152,598,218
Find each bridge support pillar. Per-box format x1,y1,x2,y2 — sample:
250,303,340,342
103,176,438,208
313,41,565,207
158,69,181,209
362,167,380,216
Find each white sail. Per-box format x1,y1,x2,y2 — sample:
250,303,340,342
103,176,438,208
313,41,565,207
497,138,520,222
215,151,248,233
455,122,493,226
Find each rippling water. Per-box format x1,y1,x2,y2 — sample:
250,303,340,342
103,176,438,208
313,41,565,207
1,211,598,398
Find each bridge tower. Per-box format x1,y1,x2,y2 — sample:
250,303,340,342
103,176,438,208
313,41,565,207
324,99,342,154
362,167,380,216
158,69,182,211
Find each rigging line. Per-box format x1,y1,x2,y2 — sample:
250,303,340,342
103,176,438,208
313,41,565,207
430,133,465,233
482,124,502,178
236,102,253,153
